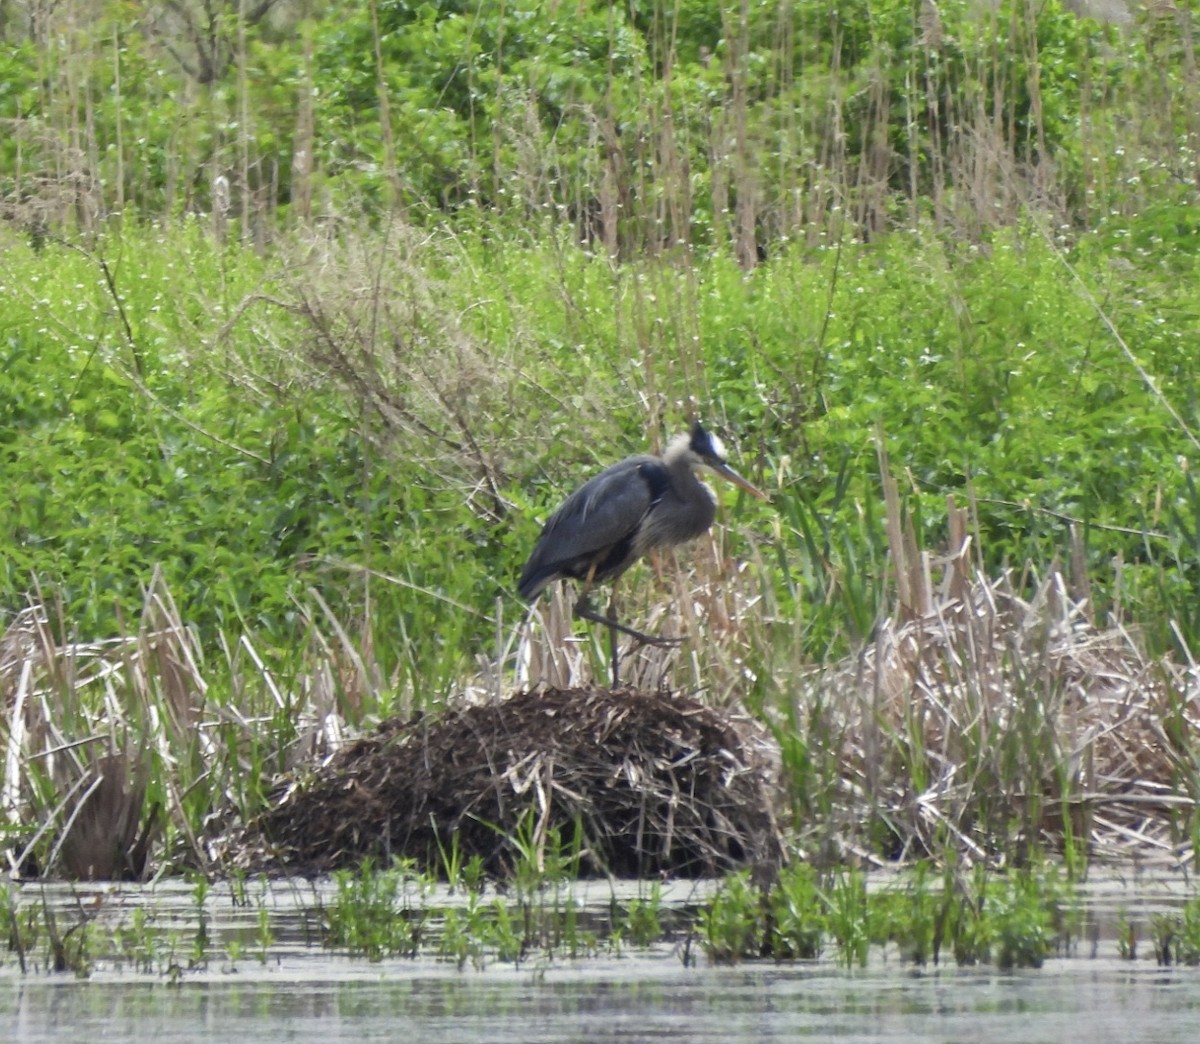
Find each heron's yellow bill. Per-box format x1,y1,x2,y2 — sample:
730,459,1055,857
710,461,768,500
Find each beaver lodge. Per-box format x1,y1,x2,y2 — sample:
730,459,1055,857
215,686,785,879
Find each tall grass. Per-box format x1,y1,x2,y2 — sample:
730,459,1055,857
0,573,366,878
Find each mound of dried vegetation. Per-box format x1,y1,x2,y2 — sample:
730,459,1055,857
791,503,1200,868
211,686,785,879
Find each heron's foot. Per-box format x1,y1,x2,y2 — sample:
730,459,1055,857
627,632,683,649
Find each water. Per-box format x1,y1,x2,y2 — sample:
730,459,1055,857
7,958,1200,1043
4,874,1200,1043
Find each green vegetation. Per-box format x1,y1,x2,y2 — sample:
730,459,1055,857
1151,897,1200,967
701,859,1081,969
5,224,1199,663
2,0,1200,891
3,1,1194,246
15,860,1200,978
323,859,428,960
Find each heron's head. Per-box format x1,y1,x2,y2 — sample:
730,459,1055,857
682,421,767,500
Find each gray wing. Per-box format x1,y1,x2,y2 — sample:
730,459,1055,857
518,456,659,598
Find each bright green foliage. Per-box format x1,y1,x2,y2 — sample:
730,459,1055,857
936,862,1078,969
1,233,493,693
323,859,428,960
699,869,764,963
4,212,1200,677
618,885,666,950
985,869,1060,970
870,861,939,964
826,868,871,967
6,860,1188,976
699,865,853,966
698,860,1078,968
439,896,493,969
765,863,824,960
299,0,1144,232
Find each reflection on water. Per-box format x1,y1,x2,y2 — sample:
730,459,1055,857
6,959,1200,1043
4,873,1200,1042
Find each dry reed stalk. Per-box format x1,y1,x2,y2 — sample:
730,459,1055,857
794,557,1200,867
0,574,351,879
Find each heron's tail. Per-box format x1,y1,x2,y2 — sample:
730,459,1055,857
517,562,555,602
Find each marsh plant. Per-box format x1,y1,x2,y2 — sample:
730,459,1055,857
698,860,1079,969
5,213,1200,882
616,884,667,951
321,860,430,961
1150,896,1200,967
0,859,1190,979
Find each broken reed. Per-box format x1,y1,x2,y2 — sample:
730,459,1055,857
759,484,1200,872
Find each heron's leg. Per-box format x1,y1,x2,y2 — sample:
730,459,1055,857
572,596,682,649
607,589,621,688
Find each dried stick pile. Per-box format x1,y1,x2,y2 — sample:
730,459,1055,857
216,687,784,878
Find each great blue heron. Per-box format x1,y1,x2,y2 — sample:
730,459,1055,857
518,421,767,684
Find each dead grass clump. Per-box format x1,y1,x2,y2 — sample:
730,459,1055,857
0,575,350,881
214,687,785,879
1,599,174,881
800,557,1200,867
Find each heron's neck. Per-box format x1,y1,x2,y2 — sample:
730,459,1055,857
662,433,693,468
